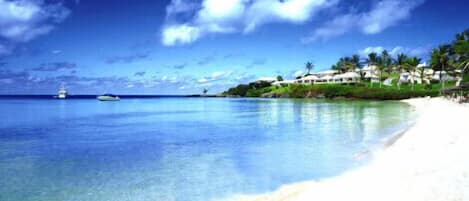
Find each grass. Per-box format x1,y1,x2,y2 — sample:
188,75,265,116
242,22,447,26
223,80,457,100
263,82,449,100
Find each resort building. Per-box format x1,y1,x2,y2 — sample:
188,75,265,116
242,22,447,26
399,72,423,84
293,71,360,85
358,65,380,83
272,80,295,86
278,62,459,87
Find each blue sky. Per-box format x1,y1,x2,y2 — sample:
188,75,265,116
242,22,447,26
0,0,467,94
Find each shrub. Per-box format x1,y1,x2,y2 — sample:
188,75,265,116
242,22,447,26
289,84,309,98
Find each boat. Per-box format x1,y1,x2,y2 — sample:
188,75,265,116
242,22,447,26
55,86,67,99
97,94,120,101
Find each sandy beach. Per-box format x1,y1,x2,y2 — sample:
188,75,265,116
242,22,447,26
230,97,469,201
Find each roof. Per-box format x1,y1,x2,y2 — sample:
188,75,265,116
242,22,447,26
300,75,319,80
313,70,338,75
417,62,428,68
341,72,360,78
320,75,334,80
361,65,378,71
272,80,294,85
364,72,379,78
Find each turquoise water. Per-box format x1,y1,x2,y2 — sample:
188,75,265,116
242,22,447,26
0,98,414,201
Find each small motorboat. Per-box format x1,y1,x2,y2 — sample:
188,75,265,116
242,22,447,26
97,94,120,101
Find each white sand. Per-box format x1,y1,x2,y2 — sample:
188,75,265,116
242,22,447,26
229,97,469,201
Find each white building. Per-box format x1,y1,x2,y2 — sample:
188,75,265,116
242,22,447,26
311,70,338,77
294,71,360,84
272,80,295,86
432,71,456,81
357,65,379,83
399,72,423,84
295,75,319,84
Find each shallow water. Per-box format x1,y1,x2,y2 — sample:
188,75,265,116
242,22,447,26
0,98,414,201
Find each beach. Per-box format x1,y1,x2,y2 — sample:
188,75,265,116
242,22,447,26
231,97,469,201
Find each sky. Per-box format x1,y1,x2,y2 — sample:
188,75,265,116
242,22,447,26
0,0,468,95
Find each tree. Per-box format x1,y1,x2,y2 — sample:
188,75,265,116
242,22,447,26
377,50,392,88
305,62,314,74
276,75,284,81
431,45,453,89
367,52,378,87
203,88,208,95
351,54,361,70
332,57,356,73
404,57,421,91
452,30,469,74
395,53,408,90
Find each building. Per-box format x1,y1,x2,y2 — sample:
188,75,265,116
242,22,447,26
293,71,360,84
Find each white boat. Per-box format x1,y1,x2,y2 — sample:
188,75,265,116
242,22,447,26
56,86,67,99
97,94,120,101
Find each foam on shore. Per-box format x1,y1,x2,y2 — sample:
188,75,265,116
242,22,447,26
224,97,469,201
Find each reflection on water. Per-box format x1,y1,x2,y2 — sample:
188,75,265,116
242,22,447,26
0,98,414,201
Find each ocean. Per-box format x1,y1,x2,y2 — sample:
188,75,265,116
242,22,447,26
0,97,414,201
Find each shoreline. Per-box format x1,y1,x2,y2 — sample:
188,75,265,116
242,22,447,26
225,97,469,201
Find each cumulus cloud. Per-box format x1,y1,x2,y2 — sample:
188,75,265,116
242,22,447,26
0,0,70,57
0,0,70,42
303,0,424,42
161,0,338,46
197,70,234,83
358,46,431,57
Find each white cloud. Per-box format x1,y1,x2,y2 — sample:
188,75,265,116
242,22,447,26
0,0,70,42
358,46,386,56
162,24,202,46
358,46,430,57
197,70,234,83
0,0,69,56
304,0,424,42
302,13,357,43
162,0,337,46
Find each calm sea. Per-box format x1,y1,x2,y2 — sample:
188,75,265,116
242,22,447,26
0,97,414,201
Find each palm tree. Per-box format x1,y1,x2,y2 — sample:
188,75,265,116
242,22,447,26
367,52,378,87
452,30,469,75
404,57,421,91
377,50,392,88
352,54,360,66
431,45,452,89
305,62,314,75
395,53,408,90
332,58,347,73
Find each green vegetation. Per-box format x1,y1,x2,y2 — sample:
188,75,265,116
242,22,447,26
222,29,468,100
223,81,273,97
223,82,442,100
273,84,439,100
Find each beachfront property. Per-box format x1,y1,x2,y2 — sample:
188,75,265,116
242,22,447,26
269,63,459,87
